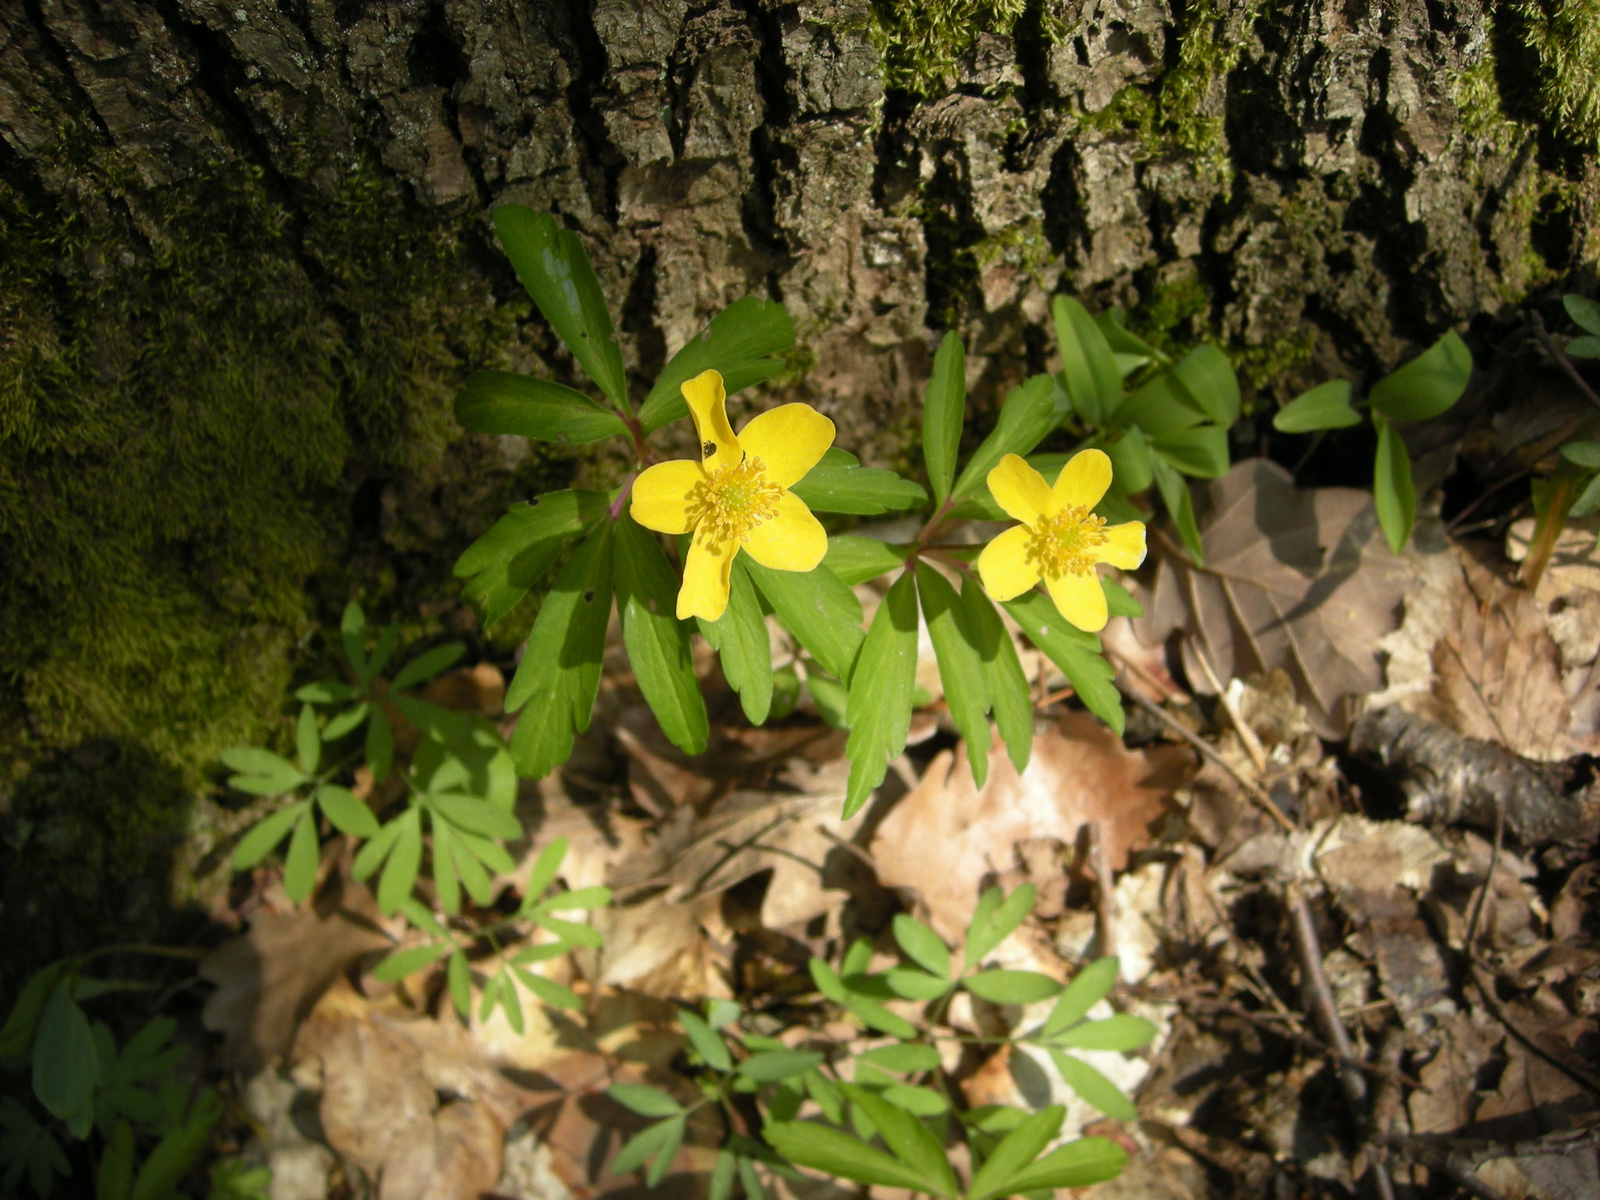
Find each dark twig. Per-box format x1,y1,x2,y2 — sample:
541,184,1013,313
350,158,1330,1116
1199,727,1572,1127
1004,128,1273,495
1530,311,1600,414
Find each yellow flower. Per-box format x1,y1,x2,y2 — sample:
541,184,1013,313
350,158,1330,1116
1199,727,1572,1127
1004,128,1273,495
631,368,835,622
977,449,1146,633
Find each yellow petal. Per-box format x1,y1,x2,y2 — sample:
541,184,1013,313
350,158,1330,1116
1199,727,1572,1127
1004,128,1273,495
678,534,737,621
977,525,1041,602
742,490,827,572
737,404,836,489
1045,569,1108,633
682,369,741,473
1050,448,1113,512
630,459,704,535
987,454,1052,525
1097,520,1147,570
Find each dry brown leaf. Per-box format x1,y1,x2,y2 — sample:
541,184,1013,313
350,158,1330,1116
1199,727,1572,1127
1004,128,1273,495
1140,459,1411,737
200,875,393,1072
872,714,1188,944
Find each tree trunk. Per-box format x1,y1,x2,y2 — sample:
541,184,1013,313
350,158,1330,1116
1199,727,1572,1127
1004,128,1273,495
1,0,1596,791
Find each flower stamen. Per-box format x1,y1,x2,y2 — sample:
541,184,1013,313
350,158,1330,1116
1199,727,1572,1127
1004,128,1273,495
689,455,784,548
1025,505,1108,580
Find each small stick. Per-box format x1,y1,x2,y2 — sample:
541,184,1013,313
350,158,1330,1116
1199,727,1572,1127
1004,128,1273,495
1088,821,1117,960
1192,644,1269,775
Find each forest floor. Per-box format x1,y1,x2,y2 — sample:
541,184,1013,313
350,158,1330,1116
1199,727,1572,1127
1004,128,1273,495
191,393,1600,1200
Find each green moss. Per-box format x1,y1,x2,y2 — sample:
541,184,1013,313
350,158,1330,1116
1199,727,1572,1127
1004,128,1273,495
972,219,1054,285
868,0,1027,96
1515,0,1600,145
0,134,522,792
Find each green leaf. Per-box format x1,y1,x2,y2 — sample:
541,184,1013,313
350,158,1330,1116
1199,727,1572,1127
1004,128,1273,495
506,523,615,777
378,807,423,915
965,884,1036,969
744,558,864,683
373,942,454,982
491,206,629,411
350,815,404,881
916,563,993,787
825,535,912,586
1102,580,1142,618
454,491,609,631
843,570,919,818
1048,1047,1138,1121
924,330,966,505
1105,427,1153,493
609,1084,683,1118
33,981,97,1122
1053,1013,1159,1051
1564,294,1600,336
455,371,628,443
1273,379,1360,433
1571,473,1600,518
1151,454,1203,564
321,703,368,742
804,668,848,728
611,1113,685,1178
968,1104,1065,1200
1042,957,1120,1035
340,601,367,677
639,297,795,433
1368,330,1472,422
1151,424,1229,478
295,705,320,775
533,913,604,948
791,458,928,515
763,1122,932,1193
809,958,847,1002
1053,295,1121,427
880,1083,948,1115
697,563,773,725
1004,1136,1127,1192
129,1090,224,1200
232,802,307,869
677,1008,733,1072
98,1118,135,1200
366,706,394,781
841,1083,958,1197
891,913,950,979
960,576,1033,774
614,515,710,755
1373,415,1416,553
447,951,472,1018
843,995,918,1039
295,679,357,704
315,785,379,839
522,836,568,905
709,1148,737,1200
1112,366,1209,437
862,1043,942,1073
953,373,1067,499
1563,440,1600,470
366,624,399,683
884,967,951,1000
1171,344,1239,426
513,968,582,1011
391,642,466,694
965,969,1062,1005
283,808,319,903
431,821,462,913
533,884,612,911
1570,334,1600,358
1002,592,1123,735
428,790,523,840
738,1049,824,1082
220,747,304,795
0,962,68,1065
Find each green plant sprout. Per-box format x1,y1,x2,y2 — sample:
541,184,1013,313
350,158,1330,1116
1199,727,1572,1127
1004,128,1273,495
607,885,1154,1198
1272,329,1474,552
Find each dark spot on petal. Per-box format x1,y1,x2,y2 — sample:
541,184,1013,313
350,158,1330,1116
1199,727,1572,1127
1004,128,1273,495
702,440,716,457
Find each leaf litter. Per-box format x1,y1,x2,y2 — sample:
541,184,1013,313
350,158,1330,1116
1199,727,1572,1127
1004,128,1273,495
194,451,1600,1200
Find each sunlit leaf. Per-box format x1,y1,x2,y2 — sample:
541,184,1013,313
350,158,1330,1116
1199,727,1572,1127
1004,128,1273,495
891,913,950,979
614,515,709,755
1052,1013,1159,1051
609,1084,683,1118
1151,454,1203,564
1053,295,1121,426
1273,379,1360,433
639,297,795,433
1004,1136,1127,1192
697,562,773,725
744,559,863,683
1368,330,1471,423
1041,956,1119,1035
1003,592,1123,735
1373,414,1415,553
843,571,918,818
455,371,628,443
923,330,966,505
959,576,1033,773
967,1104,1065,1200
231,802,307,869
220,748,303,796
964,884,1035,969
964,969,1062,1005
678,1009,732,1072
917,563,993,787
454,490,609,631
1048,1047,1138,1121
283,808,319,904
825,535,912,586
953,373,1067,499
391,642,467,694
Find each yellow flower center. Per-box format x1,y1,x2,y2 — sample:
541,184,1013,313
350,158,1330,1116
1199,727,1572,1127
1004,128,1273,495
690,455,784,548
1026,505,1108,579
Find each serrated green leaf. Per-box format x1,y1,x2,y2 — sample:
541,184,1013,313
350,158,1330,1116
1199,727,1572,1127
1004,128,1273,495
763,1122,932,1193
1004,1136,1127,1192
391,642,466,693
639,297,795,433
1047,1047,1138,1120
1053,1012,1159,1051
791,458,928,515
677,1008,732,1072
506,523,615,777
220,747,303,794
967,1104,1066,1200
1273,379,1360,433
283,808,319,903
373,942,454,982
1151,424,1229,478
455,371,629,442
1053,295,1121,427
697,563,772,724
892,913,950,979
824,535,912,586
916,563,993,787
491,206,629,411
1042,957,1120,1035
959,575,1033,773
843,570,918,818
1373,415,1415,553
609,1084,684,1118
1002,592,1123,735
924,330,966,504
454,491,609,630
1368,330,1471,422
965,884,1035,969
744,558,863,682
953,373,1067,499
377,807,423,915
614,515,709,755
316,785,379,838
232,802,307,869
965,969,1062,1005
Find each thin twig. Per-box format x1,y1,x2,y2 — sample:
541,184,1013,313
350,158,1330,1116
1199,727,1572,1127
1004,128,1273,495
1192,642,1269,775
1088,821,1117,960
1531,311,1600,414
